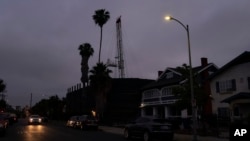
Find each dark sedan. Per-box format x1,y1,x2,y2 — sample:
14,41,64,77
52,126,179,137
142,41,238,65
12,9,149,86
75,115,98,130
66,116,79,128
124,116,174,141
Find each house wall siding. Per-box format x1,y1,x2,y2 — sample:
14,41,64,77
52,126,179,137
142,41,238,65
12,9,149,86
210,62,250,114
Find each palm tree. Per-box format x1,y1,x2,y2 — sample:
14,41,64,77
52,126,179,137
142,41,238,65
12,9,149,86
89,62,112,119
92,9,110,63
0,79,6,109
78,43,94,87
0,79,6,93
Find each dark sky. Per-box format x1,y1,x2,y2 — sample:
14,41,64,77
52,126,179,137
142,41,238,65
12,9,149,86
1,0,250,107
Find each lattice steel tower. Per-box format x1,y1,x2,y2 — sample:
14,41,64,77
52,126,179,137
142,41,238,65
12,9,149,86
116,16,125,78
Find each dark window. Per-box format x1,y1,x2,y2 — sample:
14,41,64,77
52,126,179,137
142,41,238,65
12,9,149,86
248,77,250,89
136,117,150,123
216,79,236,93
232,79,236,91
218,107,230,118
216,82,220,93
233,107,239,116
145,107,153,116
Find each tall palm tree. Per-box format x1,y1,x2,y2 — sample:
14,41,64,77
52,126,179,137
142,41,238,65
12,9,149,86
0,79,6,93
89,62,112,119
78,43,94,87
92,9,110,63
0,79,6,109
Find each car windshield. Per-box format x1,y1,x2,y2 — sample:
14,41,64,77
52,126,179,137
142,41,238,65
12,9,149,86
30,115,40,118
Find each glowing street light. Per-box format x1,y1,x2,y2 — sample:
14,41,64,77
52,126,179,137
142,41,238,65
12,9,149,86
165,15,197,141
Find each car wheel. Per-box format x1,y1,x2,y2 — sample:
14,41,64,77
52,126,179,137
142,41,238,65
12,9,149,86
124,129,130,139
143,131,151,141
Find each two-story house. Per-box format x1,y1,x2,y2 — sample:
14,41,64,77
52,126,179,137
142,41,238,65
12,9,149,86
140,58,218,119
210,51,250,122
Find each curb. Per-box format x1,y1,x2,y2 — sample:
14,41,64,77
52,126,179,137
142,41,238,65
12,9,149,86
99,126,229,141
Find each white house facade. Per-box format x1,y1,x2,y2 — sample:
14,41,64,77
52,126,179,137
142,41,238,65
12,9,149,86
210,51,250,122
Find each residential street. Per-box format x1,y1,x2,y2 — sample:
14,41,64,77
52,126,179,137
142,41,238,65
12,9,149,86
0,119,126,141
1,119,229,141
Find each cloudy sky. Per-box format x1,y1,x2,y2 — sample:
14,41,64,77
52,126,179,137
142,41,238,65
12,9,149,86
0,0,249,107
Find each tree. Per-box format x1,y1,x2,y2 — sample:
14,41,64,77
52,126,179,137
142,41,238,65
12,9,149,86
0,99,7,111
0,79,6,93
89,62,112,119
172,64,210,114
31,95,66,120
0,79,7,110
78,43,94,87
92,9,110,63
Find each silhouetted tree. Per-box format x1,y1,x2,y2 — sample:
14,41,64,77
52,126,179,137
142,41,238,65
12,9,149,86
0,79,6,94
89,62,112,119
78,43,94,87
0,79,7,110
31,95,66,120
92,9,110,63
172,64,210,114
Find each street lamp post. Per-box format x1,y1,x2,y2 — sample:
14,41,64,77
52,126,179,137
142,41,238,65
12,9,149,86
165,16,197,141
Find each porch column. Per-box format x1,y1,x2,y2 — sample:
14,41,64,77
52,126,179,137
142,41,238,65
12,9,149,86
153,107,158,117
164,106,169,118
141,108,146,117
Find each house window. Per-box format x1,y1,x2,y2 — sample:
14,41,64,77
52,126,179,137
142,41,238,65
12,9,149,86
162,87,173,97
233,107,239,116
169,106,181,117
143,89,160,99
248,77,250,89
144,107,153,116
166,72,173,79
218,107,230,118
216,79,236,93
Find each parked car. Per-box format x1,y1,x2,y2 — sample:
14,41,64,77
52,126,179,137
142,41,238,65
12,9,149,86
28,115,42,124
66,116,79,128
0,114,8,136
124,116,174,141
75,115,98,130
8,113,18,124
0,113,9,127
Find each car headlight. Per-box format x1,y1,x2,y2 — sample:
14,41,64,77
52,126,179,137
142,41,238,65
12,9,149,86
29,118,33,122
39,118,42,122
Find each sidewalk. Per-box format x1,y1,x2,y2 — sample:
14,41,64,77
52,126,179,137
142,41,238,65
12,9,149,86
99,126,229,141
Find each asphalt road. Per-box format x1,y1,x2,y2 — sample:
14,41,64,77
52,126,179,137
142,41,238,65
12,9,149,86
0,119,127,141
